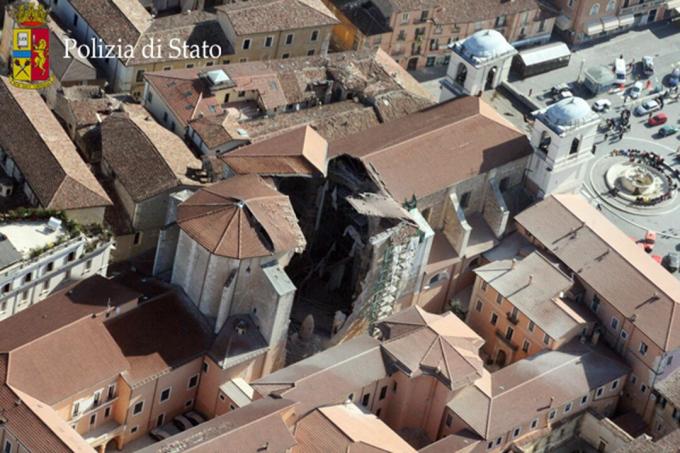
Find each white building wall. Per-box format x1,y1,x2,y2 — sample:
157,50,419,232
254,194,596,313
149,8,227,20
0,237,112,320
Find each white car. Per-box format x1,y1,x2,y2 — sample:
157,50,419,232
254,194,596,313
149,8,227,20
630,81,644,99
635,99,660,116
592,99,612,112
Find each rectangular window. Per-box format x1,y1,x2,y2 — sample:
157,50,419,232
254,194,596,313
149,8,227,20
2,283,10,293
581,395,588,405
24,272,32,283
85,260,92,271
281,53,290,59
157,413,164,427
93,390,101,406
522,339,530,353
460,191,471,208
185,399,193,408
475,300,483,312
548,409,556,420
160,387,171,403
505,326,514,341
264,36,273,47
242,38,251,50
445,413,452,427
90,413,96,425
610,317,619,330
136,70,145,83
528,321,535,332
4,441,12,453
379,385,387,400
481,281,487,291
46,261,54,272
640,342,648,355
285,34,294,45
105,407,111,418
496,293,503,304
68,251,76,262
188,374,199,389
311,30,319,41
72,401,80,417
131,426,138,433
564,403,572,413
401,13,409,23
596,387,604,397
107,384,116,400
133,232,142,246
611,379,619,390
307,49,315,56
530,418,538,429
543,334,550,345
133,401,144,415
361,393,370,406
641,384,647,393
490,313,498,326
591,294,600,312
513,427,521,437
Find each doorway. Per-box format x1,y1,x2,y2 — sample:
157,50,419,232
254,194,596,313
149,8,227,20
407,57,418,70
485,66,497,90
495,349,507,367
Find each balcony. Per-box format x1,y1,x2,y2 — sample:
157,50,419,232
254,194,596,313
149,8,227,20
495,329,519,351
506,311,520,325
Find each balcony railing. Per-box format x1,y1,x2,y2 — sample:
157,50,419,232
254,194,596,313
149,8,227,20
506,311,520,325
620,0,665,15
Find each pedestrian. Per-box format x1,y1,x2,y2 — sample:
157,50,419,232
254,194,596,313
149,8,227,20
604,132,609,141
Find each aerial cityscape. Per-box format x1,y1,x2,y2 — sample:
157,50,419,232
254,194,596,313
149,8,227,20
0,0,680,452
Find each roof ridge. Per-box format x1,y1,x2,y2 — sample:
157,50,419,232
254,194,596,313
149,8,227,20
551,195,678,347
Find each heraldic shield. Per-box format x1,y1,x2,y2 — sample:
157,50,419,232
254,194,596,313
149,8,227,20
10,2,54,89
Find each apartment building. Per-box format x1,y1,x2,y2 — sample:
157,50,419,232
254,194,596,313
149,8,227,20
552,0,674,44
323,0,557,70
467,251,597,366
653,368,680,438
215,0,338,61
515,194,680,429
0,214,112,321
0,77,111,225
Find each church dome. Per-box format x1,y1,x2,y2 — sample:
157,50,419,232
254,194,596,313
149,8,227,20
544,97,596,127
461,29,515,61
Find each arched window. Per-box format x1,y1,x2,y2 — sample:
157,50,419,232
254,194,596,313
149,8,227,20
455,63,467,85
606,0,616,12
570,138,580,155
590,3,600,16
428,271,449,287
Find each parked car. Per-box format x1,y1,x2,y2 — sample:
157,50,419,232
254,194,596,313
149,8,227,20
630,81,644,99
642,56,654,76
173,415,194,431
658,125,678,137
635,100,660,116
592,99,612,112
644,230,657,252
184,411,205,426
668,67,680,87
648,113,668,126
664,253,680,273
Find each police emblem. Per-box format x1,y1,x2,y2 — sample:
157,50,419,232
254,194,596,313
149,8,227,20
10,2,54,89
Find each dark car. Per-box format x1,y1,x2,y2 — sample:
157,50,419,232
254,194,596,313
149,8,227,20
664,252,680,273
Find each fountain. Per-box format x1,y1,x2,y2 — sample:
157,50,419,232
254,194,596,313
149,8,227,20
605,155,674,205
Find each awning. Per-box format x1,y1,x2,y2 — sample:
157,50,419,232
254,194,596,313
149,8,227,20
584,20,604,36
601,16,619,31
618,14,635,27
556,14,573,30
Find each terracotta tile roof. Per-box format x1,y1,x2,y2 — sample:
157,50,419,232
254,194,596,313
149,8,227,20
176,174,306,259
217,0,338,35
419,430,482,453
136,397,297,453
209,315,269,369
101,107,203,202
379,307,485,389
328,97,533,202
0,356,91,453
221,125,328,177
104,292,214,387
252,335,387,416
0,276,140,353
0,77,111,210
296,403,418,452
7,317,129,406
515,194,680,351
128,11,233,65
447,341,629,440
68,0,151,51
